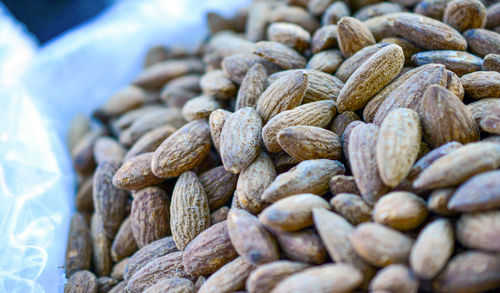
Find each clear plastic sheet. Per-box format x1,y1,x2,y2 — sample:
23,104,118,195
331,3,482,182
0,1,248,292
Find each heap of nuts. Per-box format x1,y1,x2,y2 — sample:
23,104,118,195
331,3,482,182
64,0,500,292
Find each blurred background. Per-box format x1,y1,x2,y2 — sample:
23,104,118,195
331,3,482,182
3,0,115,44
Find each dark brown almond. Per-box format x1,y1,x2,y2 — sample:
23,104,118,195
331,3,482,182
90,214,112,277
152,119,212,178
256,71,308,123
482,53,500,72
311,25,338,53
220,107,262,173
410,219,454,279
414,0,451,20
330,193,372,225
443,0,487,32
227,208,279,265
65,213,92,276
199,166,237,211
413,142,500,189
392,13,467,50
170,171,211,250
143,277,195,293
221,54,280,85
93,160,128,238
72,129,102,176
64,270,97,293
126,251,191,293
262,100,337,153
259,193,330,231
133,59,204,89
246,261,310,293
124,236,178,281
277,126,342,161
125,125,176,161
96,276,117,293
369,264,419,293
350,222,414,267
273,229,327,265
487,3,500,29
112,152,164,191
183,221,238,276
348,123,389,204
211,206,229,224
329,111,361,137
329,175,361,196
433,251,500,293
274,152,300,174
412,50,483,76
427,188,458,216
76,177,93,213
337,16,377,58
463,28,500,57
322,1,350,25
131,187,170,248
460,71,500,99
235,63,267,110
236,152,276,214
262,159,345,203
254,41,306,69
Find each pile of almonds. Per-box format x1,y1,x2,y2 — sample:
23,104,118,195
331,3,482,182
64,0,500,292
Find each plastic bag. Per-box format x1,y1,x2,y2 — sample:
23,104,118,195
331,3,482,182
0,0,248,292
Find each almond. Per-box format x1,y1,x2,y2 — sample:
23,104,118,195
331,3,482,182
448,170,500,212
456,211,500,252
460,71,500,99
273,229,327,265
330,193,372,225
199,166,238,211
254,41,307,69
235,63,267,110
65,213,92,276
337,16,376,58
246,261,310,293
277,126,342,161
369,264,419,293
208,109,232,153
443,0,487,32
198,257,255,293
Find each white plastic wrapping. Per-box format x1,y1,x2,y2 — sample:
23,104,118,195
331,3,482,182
0,0,248,292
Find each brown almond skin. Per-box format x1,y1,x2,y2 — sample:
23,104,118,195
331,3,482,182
220,107,262,173
373,64,447,126
342,121,365,162
262,159,345,203
256,71,308,123
487,3,500,29
112,152,164,191
182,221,238,277
235,152,275,214
254,41,306,69
181,95,221,122
143,277,195,293
198,257,255,293
481,103,500,134
414,0,451,20
337,16,376,58
322,1,350,25
259,193,330,232
262,100,337,153
93,137,126,165
274,153,300,174
108,280,126,293
412,50,483,76
410,219,454,279
221,54,280,85
427,188,458,216
64,270,97,293
75,177,93,213
348,123,389,204
65,213,92,276
306,50,344,74
270,263,363,293
235,63,267,110
433,251,500,293
392,13,467,50
373,191,428,231
268,5,320,34
446,69,465,100
407,141,463,180
313,209,375,286
350,223,414,267
467,98,500,125
463,28,500,57
124,236,178,281
380,37,422,65
170,171,211,250
72,129,102,176
311,25,338,53
483,53,500,72
227,208,279,265
413,142,500,189
209,109,232,153
125,125,176,160
336,43,390,83
211,206,229,224
448,170,500,212
330,193,372,225
131,187,170,248
93,160,128,238
96,276,117,292
151,119,212,178
460,71,500,99
277,126,342,161
126,251,191,293
443,0,487,32
267,22,311,52
200,70,237,100
337,44,404,112
456,211,500,252
273,229,327,265
199,166,237,211
329,111,361,137
369,264,419,293
376,108,422,188
111,257,128,280
246,261,310,293
133,59,204,89
354,3,405,21
90,214,112,277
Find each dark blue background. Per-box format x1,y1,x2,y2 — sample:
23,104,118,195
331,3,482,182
3,0,114,44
